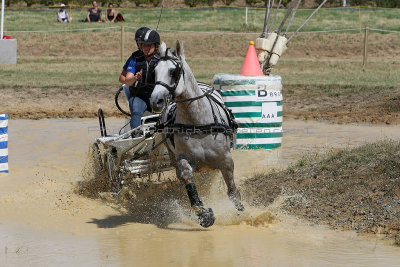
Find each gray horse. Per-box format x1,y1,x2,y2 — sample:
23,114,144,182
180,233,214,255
149,41,244,228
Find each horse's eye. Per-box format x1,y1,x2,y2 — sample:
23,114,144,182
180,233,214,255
169,69,175,77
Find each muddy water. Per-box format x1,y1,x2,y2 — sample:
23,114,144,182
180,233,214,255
1,119,399,266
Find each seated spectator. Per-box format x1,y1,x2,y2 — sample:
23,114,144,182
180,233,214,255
87,1,102,22
105,3,116,23
57,4,71,23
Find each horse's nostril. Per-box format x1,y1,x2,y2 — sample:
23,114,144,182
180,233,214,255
157,99,164,105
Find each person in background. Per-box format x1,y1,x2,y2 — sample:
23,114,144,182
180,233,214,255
57,4,71,23
123,29,161,131
115,12,125,22
105,3,116,23
86,1,102,22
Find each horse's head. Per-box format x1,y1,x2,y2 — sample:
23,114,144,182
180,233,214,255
150,41,185,113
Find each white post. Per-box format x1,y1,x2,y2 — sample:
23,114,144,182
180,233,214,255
1,0,5,39
245,7,248,25
343,0,346,7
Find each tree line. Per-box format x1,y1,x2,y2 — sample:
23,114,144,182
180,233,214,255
4,0,399,8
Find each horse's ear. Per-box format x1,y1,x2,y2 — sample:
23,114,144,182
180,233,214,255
176,40,185,59
160,42,167,57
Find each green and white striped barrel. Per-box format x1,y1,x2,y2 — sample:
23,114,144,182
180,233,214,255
212,73,283,150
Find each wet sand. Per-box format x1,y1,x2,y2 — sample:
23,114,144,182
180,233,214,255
1,119,400,266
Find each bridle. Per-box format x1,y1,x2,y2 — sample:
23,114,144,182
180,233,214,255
154,49,183,98
154,48,214,104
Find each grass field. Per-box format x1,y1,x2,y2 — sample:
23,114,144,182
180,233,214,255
1,56,399,88
3,7,400,33
1,29,399,88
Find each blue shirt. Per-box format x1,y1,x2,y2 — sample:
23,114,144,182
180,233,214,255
123,55,136,74
123,50,143,75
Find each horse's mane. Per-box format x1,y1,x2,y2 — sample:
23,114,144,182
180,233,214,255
170,49,177,57
162,46,177,58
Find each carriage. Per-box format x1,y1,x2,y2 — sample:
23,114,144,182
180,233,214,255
92,92,175,194
92,80,228,194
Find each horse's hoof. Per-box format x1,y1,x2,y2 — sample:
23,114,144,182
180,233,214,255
196,207,215,228
228,192,245,212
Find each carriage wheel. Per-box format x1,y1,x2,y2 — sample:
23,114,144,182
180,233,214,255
105,150,122,194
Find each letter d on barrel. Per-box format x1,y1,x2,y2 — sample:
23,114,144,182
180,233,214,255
0,114,8,173
258,90,267,98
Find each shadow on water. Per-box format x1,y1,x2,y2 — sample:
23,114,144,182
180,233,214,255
87,198,190,230
87,214,208,232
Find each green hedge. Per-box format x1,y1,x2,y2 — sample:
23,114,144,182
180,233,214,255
316,0,399,7
5,0,400,8
184,0,219,7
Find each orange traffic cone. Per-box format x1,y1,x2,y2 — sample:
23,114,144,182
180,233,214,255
239,41,263,76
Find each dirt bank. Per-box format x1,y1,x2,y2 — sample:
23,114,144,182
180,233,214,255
242,139,400,244
283,84,400,125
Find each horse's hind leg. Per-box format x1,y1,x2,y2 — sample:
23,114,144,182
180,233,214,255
221,154,244,211
176,156,215,228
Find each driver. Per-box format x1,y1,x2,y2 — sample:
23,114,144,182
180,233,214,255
119,26,148,115
120,28,160,132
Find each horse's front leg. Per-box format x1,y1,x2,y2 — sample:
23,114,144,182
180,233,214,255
221,153,245,211
176,155,215,228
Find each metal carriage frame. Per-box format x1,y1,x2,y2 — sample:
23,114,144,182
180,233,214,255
93,105,174,194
